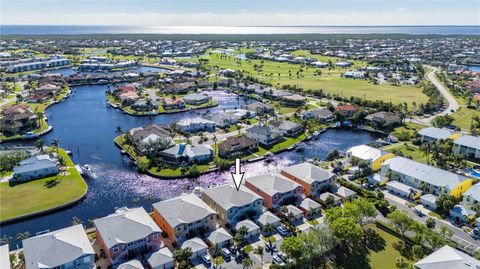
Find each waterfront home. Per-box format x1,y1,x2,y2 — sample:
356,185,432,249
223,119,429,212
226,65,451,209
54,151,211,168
303,108,334,122
334,104,360,118
218,135,258,158
270,120,304,137
131,99,159,111
129,124,174,151
207,228,233,248
414,245,480,269
117,259,143,269
23,225,95,269
418,127,457,143
146,247,175,269
381,157,473,197
0,244,9,269
235,219,261,239
346,144,395,171
202,184,263,226
420,194,438,211
386,180,420,199
244,102,275,115
281,94,307,107
245,173,304,209
24,94,50,103
246,125,283,146
13,154,59,181
256,211,281,232
365,111,402,127
463,182,480,207
7,61,48,73
176,117,215,133
94,207,162,264
163,82,195,94
207,113,240,128
181,238,208,259
318,192,342,207
226,108,256,119
299,198,322,219
452,134,480,159
159,143,213,165
0,104,38,136
162,97,186,110
281,162,336,198
183,93,210,105
152,193,217,244
450,205,476,223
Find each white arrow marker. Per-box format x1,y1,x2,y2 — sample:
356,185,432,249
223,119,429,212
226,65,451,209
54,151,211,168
231,158,245,191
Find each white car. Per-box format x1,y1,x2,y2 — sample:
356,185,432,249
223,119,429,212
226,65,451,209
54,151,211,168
201,254,212,267
272,255,285,265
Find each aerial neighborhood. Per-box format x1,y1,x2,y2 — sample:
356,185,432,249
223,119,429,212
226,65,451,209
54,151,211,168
1,34,480,269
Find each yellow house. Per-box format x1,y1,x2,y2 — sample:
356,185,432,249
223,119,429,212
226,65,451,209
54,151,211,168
450,178,474,198
346,145,395,171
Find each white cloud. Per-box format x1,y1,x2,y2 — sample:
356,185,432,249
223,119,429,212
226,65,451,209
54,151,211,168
397,8,408,11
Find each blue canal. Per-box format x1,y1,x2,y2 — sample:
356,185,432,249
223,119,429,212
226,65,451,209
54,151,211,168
1,82,380,248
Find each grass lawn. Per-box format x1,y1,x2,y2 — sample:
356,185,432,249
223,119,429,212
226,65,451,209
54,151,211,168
0,148,87,222
384,143,427,164
243,244,254,253
367,225,414,269
262,134,306,153
451,105,480,131
188,49,429,106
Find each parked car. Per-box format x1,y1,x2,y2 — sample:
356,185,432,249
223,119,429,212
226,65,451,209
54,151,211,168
470,227,480,240
272,255,286,265
222,247,232,261
201,254,212,267
278,251,288,262
235,252,248,263
277,225,290,237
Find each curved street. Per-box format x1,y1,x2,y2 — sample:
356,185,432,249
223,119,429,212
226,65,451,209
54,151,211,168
411,66,460,125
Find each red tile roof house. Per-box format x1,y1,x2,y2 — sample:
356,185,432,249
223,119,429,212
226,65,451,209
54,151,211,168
93,207,163,265
335,104,360,118
245,173,304,210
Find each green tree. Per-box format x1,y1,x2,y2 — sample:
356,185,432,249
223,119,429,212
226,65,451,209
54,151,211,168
173,247,193,269
254,245,264,265
280,236,304,262
387,210,413,238
241,257,254,269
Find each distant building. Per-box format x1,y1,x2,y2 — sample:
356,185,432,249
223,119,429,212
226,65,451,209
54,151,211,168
13,154,59,181
0,104,38,136
23,225,95,269
218,135,258,158
94,207,162,264
281,162,335,198
159,143,213,165
152,193,217,243
303,108,334,122
280,94,307,107
365,111,402,127
176,117,215,133
162,97,186,110
270,120,304,137
183,93,210,105
346,145,395,171
244,102,275,115
452,134,480,159
246,125,283,146
335,104,360,118
418,127,457,143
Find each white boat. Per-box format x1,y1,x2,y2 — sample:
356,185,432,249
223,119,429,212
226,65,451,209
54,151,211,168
81,164,93,177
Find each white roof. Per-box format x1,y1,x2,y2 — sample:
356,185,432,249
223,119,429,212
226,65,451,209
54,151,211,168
415,245,480,269
420,194,438,204
286,205,304,216
386,180,419,193
94,207,161,249
347,145,388,162
153,193,216,228
299,198,322,211
256,211,281,227
336,186,357,198
245,173,302,197
454,134,480,149
418,127,455,140
177,117,214,127
207,228,233,245
147,247,174,268
0,245,10,269
117,259,143,269
235,219,260,232
23,225,94,269
203,184,262,211
383,157,469,191
281,162,334,185
464,183,480,202
181,238,208,253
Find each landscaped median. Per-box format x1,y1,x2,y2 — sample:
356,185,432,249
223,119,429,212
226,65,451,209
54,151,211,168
0,148,88,224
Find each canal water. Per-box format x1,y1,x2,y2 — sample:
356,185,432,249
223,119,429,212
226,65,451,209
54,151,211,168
1,82,379,248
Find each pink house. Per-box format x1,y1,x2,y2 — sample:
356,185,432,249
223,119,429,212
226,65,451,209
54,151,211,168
94,207,162,265
245,173,304,209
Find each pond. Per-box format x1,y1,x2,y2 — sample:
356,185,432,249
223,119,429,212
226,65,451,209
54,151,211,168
0,84,379,248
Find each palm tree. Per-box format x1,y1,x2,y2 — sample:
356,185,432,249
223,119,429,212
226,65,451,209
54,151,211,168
254,245,264,265
115,126,123,136
71,216,82,226
51,138,59,152
263,223,275,235
35,138,45,153
0,235,12,245
16,231,31,241
173,247,193,269
241,257,254,269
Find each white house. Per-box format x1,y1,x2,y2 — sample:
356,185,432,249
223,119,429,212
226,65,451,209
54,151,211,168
176,117,215,133
414,245,480,269
246,125,283,146
207,228,233,248
147,247,175,269
13,154,59,181
420,194,438,211
453,134,480,159
235,219,260,239
418,127,456,143
181,238,208,259
463,183,480,207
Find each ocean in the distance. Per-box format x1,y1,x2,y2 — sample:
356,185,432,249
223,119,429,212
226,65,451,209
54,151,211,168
1,25,479,35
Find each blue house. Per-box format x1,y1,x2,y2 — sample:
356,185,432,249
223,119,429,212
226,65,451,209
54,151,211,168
13,154,59,181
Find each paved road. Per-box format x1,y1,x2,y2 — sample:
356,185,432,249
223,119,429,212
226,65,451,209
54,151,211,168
383,191,480,253
410,66,460,125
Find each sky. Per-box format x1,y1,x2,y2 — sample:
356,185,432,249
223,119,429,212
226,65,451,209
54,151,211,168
2,0,480,26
